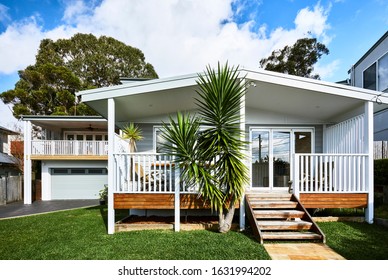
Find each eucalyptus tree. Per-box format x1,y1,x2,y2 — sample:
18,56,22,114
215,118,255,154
259,37,329,79
161,62,249,233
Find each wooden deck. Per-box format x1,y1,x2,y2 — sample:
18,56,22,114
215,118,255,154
299,193,368,208
30,155,108,160
114,193,233,210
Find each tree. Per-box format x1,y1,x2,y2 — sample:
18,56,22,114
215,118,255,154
121,123,144,153
160,62,249,233
1,33,158,118
259,38,329,79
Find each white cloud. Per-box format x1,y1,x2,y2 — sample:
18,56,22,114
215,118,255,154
313,59,341,80
0,0,335,78
0,3,11,24
0,16,44,74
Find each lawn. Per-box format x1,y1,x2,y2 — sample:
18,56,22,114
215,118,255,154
0,206,387,260
0,206,270,260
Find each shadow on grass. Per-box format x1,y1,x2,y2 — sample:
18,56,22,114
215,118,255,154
318,221,388,260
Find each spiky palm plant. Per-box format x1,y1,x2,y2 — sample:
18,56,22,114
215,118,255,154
121,123,144,153
160,62,249,233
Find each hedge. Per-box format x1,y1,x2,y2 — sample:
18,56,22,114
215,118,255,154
375,159,388,186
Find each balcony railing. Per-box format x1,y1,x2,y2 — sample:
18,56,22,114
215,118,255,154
31,140,108,156
293,153,369,194
113,153,198,194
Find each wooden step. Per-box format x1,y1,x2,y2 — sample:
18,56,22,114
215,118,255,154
253,209,305,219
247,193,292,200
249,201,298,209
262,231,322,240
257,220,312,230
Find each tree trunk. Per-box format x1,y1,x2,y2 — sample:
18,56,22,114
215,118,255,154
218,203,236,233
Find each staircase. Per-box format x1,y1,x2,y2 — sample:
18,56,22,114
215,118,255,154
245,193,325,244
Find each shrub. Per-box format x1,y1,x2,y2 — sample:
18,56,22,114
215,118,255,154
375,159,388,186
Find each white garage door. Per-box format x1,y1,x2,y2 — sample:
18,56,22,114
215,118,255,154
51,168,108,199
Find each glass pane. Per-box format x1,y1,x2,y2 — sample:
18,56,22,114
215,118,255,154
86,135,93,141
155,128,170,153
95,135,103,141
76,135,84,141
378,53,388,92
67,134,74,140
363,62,377,90
273,131,290,188
251,131,269,187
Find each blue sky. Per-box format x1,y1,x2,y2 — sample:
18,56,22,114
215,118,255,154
0,0,387,128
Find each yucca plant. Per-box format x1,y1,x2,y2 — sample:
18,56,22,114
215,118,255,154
121,123,144,153
160,62,249,233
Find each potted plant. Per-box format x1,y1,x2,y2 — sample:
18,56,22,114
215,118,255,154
99,184,108,205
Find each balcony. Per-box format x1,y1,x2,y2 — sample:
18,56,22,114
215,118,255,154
30,140,108,160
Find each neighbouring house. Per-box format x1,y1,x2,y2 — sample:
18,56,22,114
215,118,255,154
21,116,109,202
0,125,20,178
0,125,22,205
348,31,388,141
22,68,388,242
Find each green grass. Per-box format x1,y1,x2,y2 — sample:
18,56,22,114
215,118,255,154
318,221,388,260
0,206,270,260
1,206,388,260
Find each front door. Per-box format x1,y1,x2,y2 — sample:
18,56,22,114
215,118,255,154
250,128,313,191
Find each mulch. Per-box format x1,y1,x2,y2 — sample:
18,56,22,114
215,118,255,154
120,215,221,224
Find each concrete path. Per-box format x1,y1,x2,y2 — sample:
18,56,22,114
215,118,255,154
0,200,99,219
264,243,345,260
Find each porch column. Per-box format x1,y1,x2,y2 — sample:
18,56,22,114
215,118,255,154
107,98,115,234
239,79,247,231
174,169,180,232
23,120,32,204
364,101,374,224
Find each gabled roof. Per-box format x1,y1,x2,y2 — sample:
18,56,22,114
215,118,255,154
77,68,388,124
351,31,388,70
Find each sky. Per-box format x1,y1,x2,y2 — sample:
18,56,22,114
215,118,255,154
0,0,387,129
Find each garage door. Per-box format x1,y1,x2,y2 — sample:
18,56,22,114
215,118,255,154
51,168,108,199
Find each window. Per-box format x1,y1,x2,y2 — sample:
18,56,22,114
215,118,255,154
363,62,377,90
154,126,169,153
378,52,388,92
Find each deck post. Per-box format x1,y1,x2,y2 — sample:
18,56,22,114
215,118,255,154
364,101,374,224
239,78,247,231
107,98,115,234
174,168,180,232
23,120,32,204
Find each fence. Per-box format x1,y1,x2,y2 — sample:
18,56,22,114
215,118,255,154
374,141,388,159
0,175,23,205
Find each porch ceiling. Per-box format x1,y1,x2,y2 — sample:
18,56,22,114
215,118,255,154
21,116,108,131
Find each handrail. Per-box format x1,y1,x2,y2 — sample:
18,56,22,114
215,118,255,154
31,140,108,156
293,153,369,194
113,153,199,194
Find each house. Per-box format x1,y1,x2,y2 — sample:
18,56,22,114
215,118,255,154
22,67,388,241
21,116,109,202
348,31,388,141
0,125,20,178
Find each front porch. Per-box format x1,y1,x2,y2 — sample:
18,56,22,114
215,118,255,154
110,151,371,228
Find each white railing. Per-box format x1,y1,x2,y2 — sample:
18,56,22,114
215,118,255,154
293,153,369,194
31,140,108,156
113,153,199,194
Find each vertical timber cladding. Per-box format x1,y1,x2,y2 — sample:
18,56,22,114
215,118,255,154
114,194,240,209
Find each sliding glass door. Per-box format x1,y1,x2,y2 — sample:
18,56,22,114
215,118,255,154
251,128,313,190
